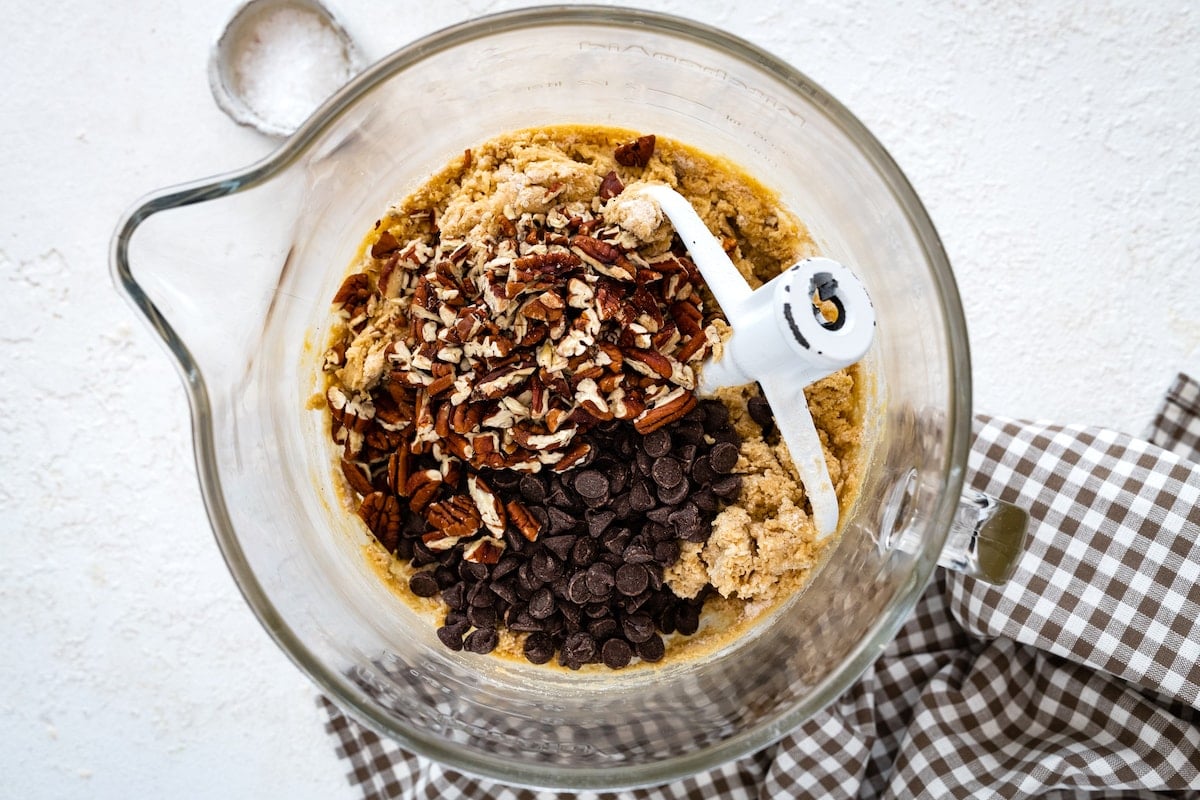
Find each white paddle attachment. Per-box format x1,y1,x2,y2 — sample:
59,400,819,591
640,185,875,538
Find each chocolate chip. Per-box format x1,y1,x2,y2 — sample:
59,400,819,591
585,563,615,598
464,627,499,654
442,581,466,610
691,489,719,514
623,543,655,564
529,587,556,619
586,509,615,538
531,551,563,582
468,582,494,607
700,398,729,429
636,633,665,662
651,457,683,488
629,480,656,512
656,480,690,506
709,441,739,474
573,470,610,500
567,571,592,605
602,527,632,555
467,604,498,629
563,631,596,665
635,449,654,476
520,473,547,503
490,471,522,492
608,463,631,494
523,632,555,664
601,638,633,669
459,560,489,582
560,601,582,629
571,535,598,565
676,603,701,636
654,540,679,566
584,601,611,618
508,611,543,632
642,428,672,458
408,571,439,598
437,624,465,651
748,393,775,430
547,506,578,536
588,617,618,640
433,565,457,588
542,534,576,562
657,603,677,634
490,581,518,605
711,474,743,499
674,421,705,446
622,612,655,643
668,503,702,541
492,556,520,582
615,563,650,596
690,456,716,487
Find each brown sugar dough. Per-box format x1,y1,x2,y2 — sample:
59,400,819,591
663,368,863,603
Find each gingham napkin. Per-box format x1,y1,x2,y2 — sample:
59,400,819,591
320,374,1200,799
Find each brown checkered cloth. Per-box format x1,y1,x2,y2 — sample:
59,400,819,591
320,373,1200,799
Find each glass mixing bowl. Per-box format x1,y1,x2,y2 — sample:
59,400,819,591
111,6,1027,790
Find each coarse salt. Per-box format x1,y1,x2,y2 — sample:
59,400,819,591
230,5,354,132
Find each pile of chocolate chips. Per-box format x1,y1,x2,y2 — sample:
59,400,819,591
406,398,743,669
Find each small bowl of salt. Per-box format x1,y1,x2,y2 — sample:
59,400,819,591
208,0,364,137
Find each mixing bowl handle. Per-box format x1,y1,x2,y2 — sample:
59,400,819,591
938,491,1030,584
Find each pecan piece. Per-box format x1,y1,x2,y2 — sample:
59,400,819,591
332,273,372,314
552,441,592,472
506,499,543,542
340,459,375,497
614,135,656,167
463,536,506,565
598,169,624,200
467,474,507,536
425,495,482,539
370,231,401,258
625,348,674,380
357,492,401,551
633,387,698,433
406,469,443,512
572,234,621,264
387,448,410,495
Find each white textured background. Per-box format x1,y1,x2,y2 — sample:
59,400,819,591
2,1,1197,797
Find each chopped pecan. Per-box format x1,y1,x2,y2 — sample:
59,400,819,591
625,348,674,380
610,387,646,421
370,231,401,258
474,364,535,399
574,378,613,421
406,469,442,512
467,474,507,536
332,273,372,315
512,251,581,275
572,234,621,264
421,529,463,552
462,536,506,564
598,170,625,200
506,499,543,541
552,441,592,472
340,459,375,497
614,134,656,167
357,492,402,551
633,386,697,434
425,495,482,539
387,448,410,495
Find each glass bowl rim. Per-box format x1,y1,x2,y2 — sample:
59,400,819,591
109,4,971,790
